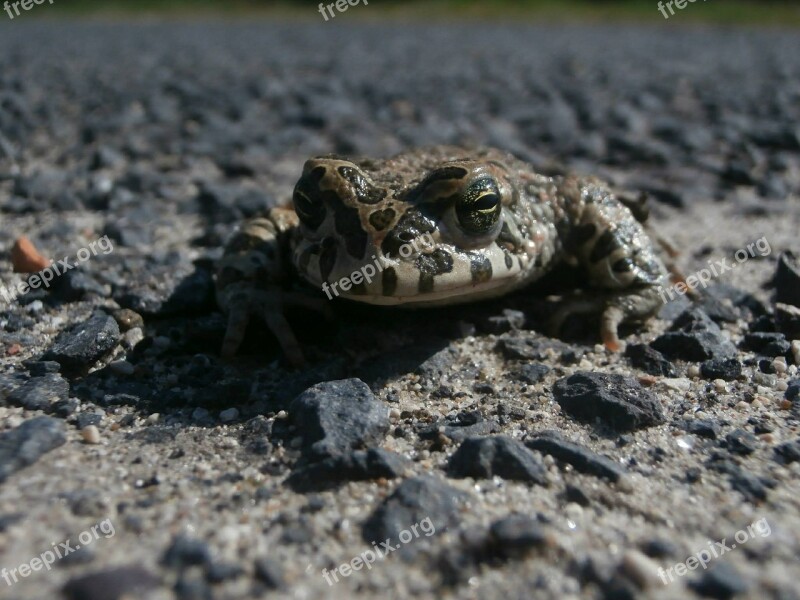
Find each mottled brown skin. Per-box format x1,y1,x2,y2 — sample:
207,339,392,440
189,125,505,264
215,146,669,365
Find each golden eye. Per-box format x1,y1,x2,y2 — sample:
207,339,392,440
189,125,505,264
456,178,502,235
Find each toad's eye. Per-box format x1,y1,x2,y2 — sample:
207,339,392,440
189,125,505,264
455,178,502,235
293,186,326,230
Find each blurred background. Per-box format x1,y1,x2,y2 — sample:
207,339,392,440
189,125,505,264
26,0,800,24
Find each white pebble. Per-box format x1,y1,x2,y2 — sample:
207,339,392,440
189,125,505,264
620,550,663,589
146,413,160,424
661,378,692,391
687,365,701,378
82,425,101,444
714,379,727,393
774,357,788,374
793,340,800,365
776,380,789,392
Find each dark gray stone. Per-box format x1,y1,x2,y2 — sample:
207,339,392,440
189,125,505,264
289,378,389,461
651,308,737,362
362,476,467,549
0,417,66,484
513,363,551,384
775,303,800,340
775,252,800,307
689,562,750,599
742,332,791,357
63,566,160,600
417,411,502,443
161,535,212,570
787,379,800,402
724,429,758,456
489,515,549,557
286,448,409,492
6,374,69,411
447,436,548,484
526,431,627,482
496,332,585,363
700,358,742,381
552,371,665,432
775,438,800,464
253,557,285,590
43,311,120,373
685,420,721,440
625,344,676,377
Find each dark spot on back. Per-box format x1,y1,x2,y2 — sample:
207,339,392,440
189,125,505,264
293,167,328,231
422,166,469,184
502,247,513,270
417,248,453,293
469,253,493,284
369,208,395,231
338,166,387,205
324,191,367,259
406,166,470,203
381,209,436,257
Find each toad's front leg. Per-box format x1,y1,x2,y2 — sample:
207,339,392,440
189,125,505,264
550,176,670,350
215,208,329,366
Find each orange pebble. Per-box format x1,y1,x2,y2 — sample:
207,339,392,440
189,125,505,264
11,237,50,273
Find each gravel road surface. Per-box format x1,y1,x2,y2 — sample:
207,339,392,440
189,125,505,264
1,21,799,600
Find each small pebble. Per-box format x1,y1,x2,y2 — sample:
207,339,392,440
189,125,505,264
777,380,789,391
661,378,692,391
736,401,750,411
192,407,210,421
109,360,135,376
713,379,727,393
620,549,663,589
792,340,800,365
82,425,101,444
687,365,701,378
219,408,239,423
774,358,788,374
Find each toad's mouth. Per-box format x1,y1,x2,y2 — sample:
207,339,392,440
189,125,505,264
299,241,524,306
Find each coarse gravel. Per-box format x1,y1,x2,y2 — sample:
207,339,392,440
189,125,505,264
0,19,799,600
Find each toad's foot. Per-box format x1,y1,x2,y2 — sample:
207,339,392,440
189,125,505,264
219,284,332,366
547,285,666,351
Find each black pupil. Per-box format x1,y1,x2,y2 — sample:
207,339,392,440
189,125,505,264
455,178,502,234
474,194,499,211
